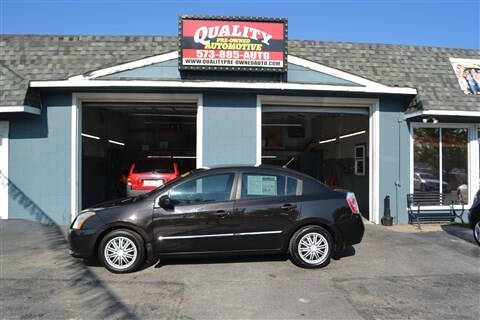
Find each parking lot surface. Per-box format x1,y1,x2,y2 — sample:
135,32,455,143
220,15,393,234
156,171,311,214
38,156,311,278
1,219,479,320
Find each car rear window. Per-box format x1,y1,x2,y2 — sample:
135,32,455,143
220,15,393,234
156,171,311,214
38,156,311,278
133,160,174,173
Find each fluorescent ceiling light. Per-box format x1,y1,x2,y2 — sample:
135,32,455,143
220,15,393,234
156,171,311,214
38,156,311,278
133,113,196,118
262,155,277,159
262,124,302,127
339,130,366,139
318,138,337,144
147,155,196,159
144,122,195,125
108,139,125,146
81,133,100,140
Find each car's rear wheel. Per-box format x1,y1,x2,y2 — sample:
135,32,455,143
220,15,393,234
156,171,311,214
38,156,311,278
473,220,480,246
98,229,145,273
289,225,333,269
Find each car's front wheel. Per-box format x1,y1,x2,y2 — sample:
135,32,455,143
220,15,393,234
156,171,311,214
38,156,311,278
98,229,145,273
289,225,333,268
473,220,480,246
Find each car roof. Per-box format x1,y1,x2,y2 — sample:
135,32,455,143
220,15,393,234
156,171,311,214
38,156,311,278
199,164,314,180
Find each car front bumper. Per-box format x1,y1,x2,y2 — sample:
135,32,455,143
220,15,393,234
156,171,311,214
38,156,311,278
68,228,98,258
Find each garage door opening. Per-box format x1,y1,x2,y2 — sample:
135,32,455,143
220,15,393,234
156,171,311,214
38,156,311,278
262,110,370,218
81,102,196,209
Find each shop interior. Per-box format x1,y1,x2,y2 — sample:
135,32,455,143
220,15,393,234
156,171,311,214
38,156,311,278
81,102,197,209
262,110,370,217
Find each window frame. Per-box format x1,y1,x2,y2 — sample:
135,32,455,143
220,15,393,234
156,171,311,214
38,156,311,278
354,144,366,176
166,171,239,206
236,170,303,200
410,122,478,210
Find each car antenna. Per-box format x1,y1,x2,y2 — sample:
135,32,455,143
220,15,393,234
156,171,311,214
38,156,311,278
283,156,295,168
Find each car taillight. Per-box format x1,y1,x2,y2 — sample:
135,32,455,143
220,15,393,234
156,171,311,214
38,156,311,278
346,192,360,214
127,176,132,185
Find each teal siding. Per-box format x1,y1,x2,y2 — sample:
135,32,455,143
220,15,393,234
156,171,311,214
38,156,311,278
379,97,411,224
101,59,360,86
287,63,359,85
102,59,181,80
8,91,71,225
202,93,257,167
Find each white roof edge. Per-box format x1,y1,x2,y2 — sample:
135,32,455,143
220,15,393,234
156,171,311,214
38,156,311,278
30,79,417,95
404,109,480,118
69,51,179,80
0,105,41,115
67,50,405,92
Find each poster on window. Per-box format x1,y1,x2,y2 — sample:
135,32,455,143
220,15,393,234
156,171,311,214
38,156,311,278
247,175,277,196
179,16,287,72
450,58,480,95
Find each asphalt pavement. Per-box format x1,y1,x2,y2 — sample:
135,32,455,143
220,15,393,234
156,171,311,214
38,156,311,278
0,219,479,320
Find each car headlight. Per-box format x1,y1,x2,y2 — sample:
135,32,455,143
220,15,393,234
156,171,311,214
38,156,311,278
72,211,96,229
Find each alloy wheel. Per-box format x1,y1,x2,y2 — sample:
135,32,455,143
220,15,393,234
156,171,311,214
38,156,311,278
104,236,138,270
474,221,480,245
297,232,329,265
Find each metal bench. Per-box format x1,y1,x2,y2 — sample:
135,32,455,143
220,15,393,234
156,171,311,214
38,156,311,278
407,192,466,226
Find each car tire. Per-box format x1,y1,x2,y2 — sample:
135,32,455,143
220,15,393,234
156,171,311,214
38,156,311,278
473,220,480,246
289,225,333,269
98,229,145,273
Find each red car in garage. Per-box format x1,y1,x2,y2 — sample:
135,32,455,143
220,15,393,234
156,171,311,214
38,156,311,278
127,157,180,196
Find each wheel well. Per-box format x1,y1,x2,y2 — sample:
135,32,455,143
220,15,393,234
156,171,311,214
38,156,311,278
94,225,146,257
286,222,338,252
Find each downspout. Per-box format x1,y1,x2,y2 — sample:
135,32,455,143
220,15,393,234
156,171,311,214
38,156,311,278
395,116,403,224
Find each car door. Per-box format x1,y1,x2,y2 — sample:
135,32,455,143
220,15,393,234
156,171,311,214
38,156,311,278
152,171,238,254
230,170,302,251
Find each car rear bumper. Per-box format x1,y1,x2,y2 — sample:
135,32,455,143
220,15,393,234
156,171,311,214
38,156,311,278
68,228,98,258
337,214,365,246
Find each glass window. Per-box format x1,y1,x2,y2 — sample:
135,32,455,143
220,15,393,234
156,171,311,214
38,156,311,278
413,127,469,205
133,160,173,173
287,177,299,195
442,128,468,204
354,145,366,176
241,173,287,198
170,173,234,205
413,128,440,194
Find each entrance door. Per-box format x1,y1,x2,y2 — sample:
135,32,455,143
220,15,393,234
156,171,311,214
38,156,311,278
0,121,9,219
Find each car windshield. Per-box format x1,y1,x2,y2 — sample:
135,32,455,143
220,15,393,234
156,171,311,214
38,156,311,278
133,169,202,200
133,160,174,173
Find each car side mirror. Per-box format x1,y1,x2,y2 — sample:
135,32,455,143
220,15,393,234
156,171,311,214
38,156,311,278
158,195,173,210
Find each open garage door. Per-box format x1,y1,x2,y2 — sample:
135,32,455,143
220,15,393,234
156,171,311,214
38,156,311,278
81,102,196,209
262,106,370,219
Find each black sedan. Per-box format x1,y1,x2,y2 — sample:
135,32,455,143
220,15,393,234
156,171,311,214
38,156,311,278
69,165,364,273
469,189,480,246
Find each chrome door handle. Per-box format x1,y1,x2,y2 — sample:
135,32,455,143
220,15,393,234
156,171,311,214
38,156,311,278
215,210,230,218
281,204,297,211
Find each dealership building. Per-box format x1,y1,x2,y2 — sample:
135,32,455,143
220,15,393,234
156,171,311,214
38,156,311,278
1,17,479,226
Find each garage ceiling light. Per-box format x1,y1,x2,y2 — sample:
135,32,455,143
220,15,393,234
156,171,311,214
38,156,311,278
144,121,195,125
262,124,302,127
108,139,125,146
318,138,337,144
133,113,196,118
339,130,366,139
81,133,100,140
147,155,196,159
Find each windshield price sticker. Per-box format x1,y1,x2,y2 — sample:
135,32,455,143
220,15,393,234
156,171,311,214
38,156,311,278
179,16,287,72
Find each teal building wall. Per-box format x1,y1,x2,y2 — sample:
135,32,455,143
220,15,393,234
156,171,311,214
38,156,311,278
8,91,72,225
